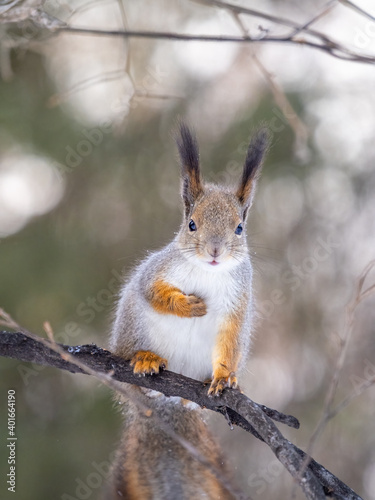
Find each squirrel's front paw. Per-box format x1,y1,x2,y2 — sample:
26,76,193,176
130,350,167,376
208,369,238,396
186,295,207,317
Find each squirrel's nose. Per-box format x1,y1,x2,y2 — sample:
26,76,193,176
207,237,224,259
211,247,219,258
208,246,221,259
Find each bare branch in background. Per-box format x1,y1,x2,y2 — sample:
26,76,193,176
294,260,375,492
338,0,375,22
52,27,375,65
230,11,309,160
1,0,375,65
191,0,375,62
288,0,337,37
47,69,127,107
308,260,375,444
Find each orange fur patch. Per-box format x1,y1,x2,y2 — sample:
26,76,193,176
148,279,206,318
130,350,167,375
209,306,245,396
189,171,203,201
123,435,152,500
236,179,254,206
125,467,150,500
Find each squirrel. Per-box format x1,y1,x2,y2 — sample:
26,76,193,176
107,123,269,499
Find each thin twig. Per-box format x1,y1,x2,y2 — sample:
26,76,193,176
295,260,375,491
338,0,375,22
48,26,375,65
2,1,375,65
191,0,367,59
66,0,112,21
329,375,375,418
47,69,127,107
230,12,309,157
288,0,338,37
1,13,375,65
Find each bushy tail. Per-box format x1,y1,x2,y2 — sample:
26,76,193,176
106,392,235,500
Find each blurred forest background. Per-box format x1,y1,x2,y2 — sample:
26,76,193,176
0,0,375,499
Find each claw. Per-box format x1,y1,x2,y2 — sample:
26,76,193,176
208,372,238,396
130,351,168,376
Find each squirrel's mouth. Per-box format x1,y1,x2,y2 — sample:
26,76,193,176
209,260,220,266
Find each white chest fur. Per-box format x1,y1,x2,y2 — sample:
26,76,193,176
144,259,241,381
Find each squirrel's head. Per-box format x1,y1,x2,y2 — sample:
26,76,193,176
176,123,268,271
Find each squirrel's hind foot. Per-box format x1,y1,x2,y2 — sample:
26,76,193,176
208,371,238,397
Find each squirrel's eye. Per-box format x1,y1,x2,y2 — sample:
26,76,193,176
235,223,243,236
189,219,197,232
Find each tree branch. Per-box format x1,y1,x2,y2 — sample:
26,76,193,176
1,3,375,66
0,331,363,500
53,27,375,65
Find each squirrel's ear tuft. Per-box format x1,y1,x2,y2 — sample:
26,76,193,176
176,122,203,217
236,127,269,215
